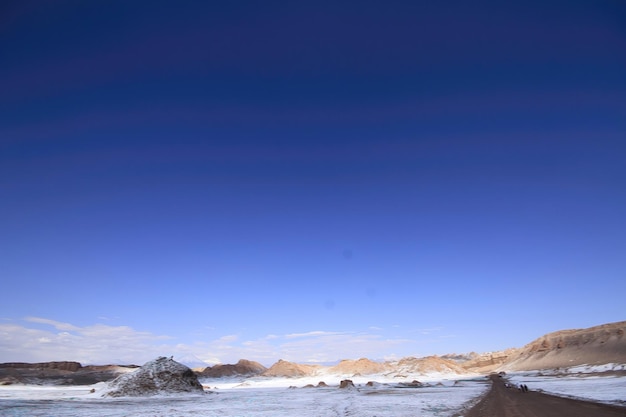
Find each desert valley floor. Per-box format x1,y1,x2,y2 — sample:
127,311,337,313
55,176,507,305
1,365,625,417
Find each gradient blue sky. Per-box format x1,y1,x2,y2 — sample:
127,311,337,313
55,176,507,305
1,0,625,366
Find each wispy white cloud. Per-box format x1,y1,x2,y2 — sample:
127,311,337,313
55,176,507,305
160,328,419,366
216,334,238,343
25,316,80,332
0,318,429,367
0,318,173,365
284,330,344,339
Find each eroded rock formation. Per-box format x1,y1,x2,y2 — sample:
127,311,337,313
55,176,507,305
104,357,204,397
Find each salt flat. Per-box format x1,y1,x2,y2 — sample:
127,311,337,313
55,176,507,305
0,378,488,417
2,371,625,416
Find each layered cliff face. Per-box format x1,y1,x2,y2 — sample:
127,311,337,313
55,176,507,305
501,321,626,371
104,357,204,397
390,356,467,376
0,361,82,372
0,362,136,385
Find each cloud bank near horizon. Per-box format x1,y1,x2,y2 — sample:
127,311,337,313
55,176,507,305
0,317,449,366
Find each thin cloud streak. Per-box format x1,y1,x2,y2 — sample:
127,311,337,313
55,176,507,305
24,316,80,332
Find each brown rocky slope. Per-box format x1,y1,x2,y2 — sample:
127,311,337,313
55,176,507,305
500,321,626,371
329,358,388,375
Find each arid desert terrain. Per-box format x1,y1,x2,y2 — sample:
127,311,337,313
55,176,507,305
1,321,624,416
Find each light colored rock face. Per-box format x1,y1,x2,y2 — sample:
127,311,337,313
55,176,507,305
104,357,204,397
390,356,467,376
460,349,519,373
329,358,388,375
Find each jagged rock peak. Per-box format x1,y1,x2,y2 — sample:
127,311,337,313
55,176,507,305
104,356,204,397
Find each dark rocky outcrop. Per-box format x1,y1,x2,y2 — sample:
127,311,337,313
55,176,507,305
0,361,82,372
104,357,204,397
200,359,266,377
339,379,355,389
396,380,424,388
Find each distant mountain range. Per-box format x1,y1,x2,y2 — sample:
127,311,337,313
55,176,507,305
1,321,624,385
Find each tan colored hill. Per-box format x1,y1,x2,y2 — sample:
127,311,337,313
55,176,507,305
328,358,388,375
501,321,626,371
388,356,467,376
262,359,322,377
200,359,266,377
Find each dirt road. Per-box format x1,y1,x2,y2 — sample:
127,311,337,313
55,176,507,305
464,374,626,417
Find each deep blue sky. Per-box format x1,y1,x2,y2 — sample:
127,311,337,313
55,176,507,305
1,0,625,365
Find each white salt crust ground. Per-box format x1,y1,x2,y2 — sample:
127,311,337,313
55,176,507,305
0,377,488,417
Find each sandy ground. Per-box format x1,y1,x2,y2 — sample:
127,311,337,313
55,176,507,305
463,374,626,417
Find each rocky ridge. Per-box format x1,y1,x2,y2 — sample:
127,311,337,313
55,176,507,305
459,349,519,373
200,359,266,377
500,321,626,371
3,321,624,386
391,356,468,376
